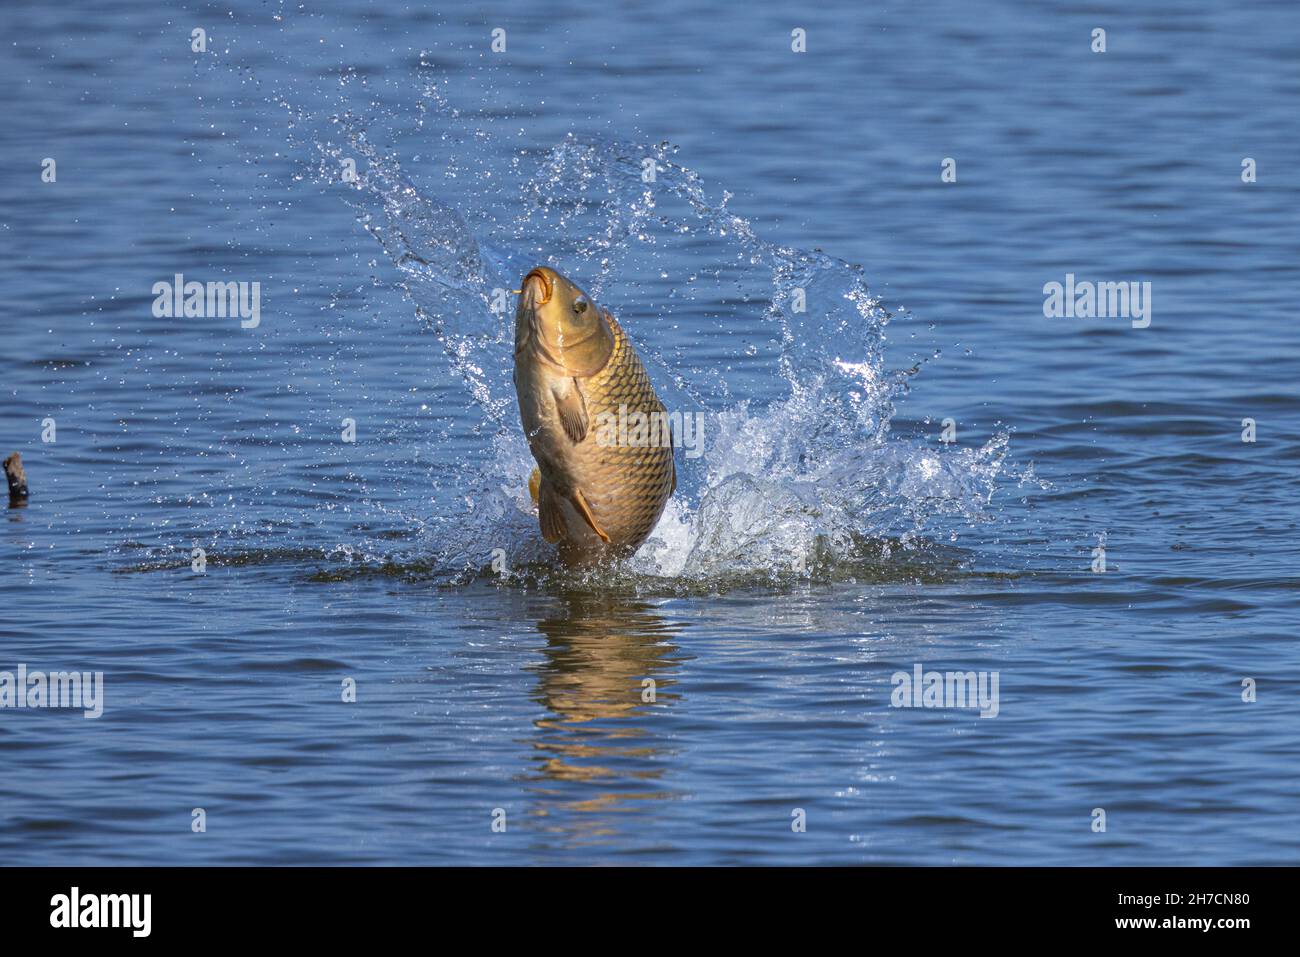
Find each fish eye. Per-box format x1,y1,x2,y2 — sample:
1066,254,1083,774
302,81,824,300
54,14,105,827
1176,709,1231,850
573,296,589,315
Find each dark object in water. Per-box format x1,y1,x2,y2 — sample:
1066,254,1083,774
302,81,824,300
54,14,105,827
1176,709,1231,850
4,452,29,505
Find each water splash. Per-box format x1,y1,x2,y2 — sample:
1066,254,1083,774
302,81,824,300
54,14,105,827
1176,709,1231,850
130,69,1015,590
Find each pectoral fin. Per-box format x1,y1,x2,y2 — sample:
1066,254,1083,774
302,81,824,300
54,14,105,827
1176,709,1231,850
552,379,588,443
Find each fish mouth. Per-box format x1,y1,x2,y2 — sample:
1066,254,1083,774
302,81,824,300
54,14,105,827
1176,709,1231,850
514,269,552,359
514,272,545,357
522,268,553,305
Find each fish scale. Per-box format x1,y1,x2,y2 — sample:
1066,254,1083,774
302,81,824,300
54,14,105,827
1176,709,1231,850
564,312,675,552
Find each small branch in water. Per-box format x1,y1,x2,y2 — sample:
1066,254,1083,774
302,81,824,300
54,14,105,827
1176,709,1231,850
4,452,29,506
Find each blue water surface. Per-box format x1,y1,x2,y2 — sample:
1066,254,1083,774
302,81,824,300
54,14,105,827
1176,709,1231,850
1,0,1298,865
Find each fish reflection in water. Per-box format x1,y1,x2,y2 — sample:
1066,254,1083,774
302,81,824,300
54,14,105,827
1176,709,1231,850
523,592,688,836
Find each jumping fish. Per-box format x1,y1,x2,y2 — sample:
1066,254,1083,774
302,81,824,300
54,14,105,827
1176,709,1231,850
512,267,675,563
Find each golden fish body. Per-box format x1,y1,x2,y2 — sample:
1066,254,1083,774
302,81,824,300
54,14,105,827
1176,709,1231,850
513,267,675,563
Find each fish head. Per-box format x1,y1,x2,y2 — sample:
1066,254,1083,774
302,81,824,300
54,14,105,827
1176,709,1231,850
515,266,613,377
